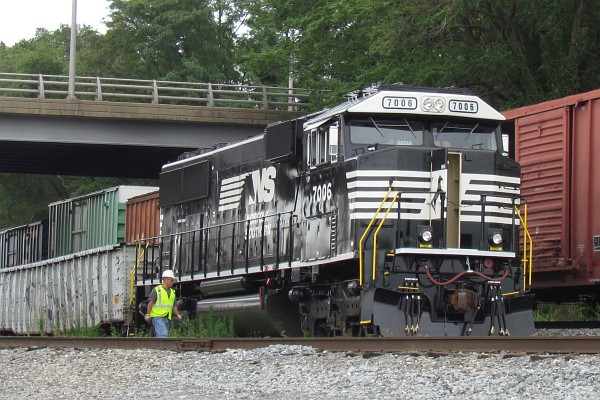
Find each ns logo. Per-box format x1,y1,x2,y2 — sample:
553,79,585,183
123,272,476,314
248,166,276,205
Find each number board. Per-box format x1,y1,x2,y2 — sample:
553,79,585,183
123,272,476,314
449,100,478,113
382,96,417,110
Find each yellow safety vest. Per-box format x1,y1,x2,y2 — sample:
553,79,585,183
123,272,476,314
150,285,176,320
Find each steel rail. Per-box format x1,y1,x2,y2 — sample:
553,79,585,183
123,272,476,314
535,320,600,329
0,336,599,354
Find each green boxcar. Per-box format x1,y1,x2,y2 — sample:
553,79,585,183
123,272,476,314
48,186,158,258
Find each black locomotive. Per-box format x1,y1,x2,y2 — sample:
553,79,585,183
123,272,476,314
136,84,534,336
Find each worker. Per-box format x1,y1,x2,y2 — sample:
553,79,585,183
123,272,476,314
144,269,183,337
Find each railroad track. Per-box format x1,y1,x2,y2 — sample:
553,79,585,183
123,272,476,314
0,336,599,354
534,320,600,329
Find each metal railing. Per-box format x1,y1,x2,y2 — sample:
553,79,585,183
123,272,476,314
134,210,296,285
0,72,316,111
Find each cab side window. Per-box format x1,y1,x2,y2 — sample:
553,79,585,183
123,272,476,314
307,127,329,168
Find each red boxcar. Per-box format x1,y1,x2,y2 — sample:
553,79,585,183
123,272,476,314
503,89,600,299
125,190,160,244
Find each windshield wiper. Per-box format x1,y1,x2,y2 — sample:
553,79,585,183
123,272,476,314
369,117,384,137
465,123,479,140
403,118,417,139
434,121,450,138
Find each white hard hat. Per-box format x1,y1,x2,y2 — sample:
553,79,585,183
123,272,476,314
162,269,175,280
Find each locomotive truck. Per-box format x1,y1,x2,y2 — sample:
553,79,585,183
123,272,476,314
135,84,535,336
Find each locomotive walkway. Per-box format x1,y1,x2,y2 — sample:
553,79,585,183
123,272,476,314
0,73,313,178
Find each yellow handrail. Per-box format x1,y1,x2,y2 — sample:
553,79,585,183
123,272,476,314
372,193,400,281
515,204,533,291
130,241,150,305
359,187,392,285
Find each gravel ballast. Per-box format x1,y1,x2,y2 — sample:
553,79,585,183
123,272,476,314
1,336,599,400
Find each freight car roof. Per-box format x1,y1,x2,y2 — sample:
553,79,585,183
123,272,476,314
48,185,159,206
304,87,505,130
502,87,600,120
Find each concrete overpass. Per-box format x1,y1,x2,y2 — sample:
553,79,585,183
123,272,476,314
0,97,305,178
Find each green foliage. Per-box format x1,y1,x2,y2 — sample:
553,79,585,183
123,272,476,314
37,317,46,336
3,0,599,110
237,0,600,110
135,327,155,337
0,174,68,228
170,311,235,338
0,174,155,229
107,0,240,82
59,319,103,337
534,302,600,321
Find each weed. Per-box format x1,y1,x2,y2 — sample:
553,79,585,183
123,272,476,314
534,302,600,321
170,309,235,338
37,317,45,336
61,319,101,337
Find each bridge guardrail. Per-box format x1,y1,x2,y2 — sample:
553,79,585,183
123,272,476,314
0,72,317,111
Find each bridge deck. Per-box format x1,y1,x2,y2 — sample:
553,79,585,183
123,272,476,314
0,97,305,178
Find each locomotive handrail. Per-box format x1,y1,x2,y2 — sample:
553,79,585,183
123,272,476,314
131,242,150,305
372,193,400,281
394,189,448,249
135,210,296,281
515,203,533,291
360,188,447,285
359,187,393,286
0,72,317,111
478,193,520,252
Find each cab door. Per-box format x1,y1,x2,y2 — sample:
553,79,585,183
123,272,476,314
300,123,339,262
429,149,450,248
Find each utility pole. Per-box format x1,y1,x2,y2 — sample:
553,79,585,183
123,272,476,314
67,0,77,99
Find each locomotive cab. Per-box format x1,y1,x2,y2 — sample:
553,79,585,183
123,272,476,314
293,86,532,336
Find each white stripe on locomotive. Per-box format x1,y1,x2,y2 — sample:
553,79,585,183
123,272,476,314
346,170,520,224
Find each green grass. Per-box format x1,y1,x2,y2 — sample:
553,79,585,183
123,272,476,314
58,319,102,337
35,307,237,338
170,310,235,338
534,302,600,321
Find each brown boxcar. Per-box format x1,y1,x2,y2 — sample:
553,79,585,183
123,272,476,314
125,190,160,244
503,89,600,298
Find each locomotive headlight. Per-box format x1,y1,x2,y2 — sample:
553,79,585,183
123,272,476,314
420,230,433,242
490,233,503,245
421,97,445,113
422,97,433,111
488,230,503,250
433,98,445,112
418,225,433,248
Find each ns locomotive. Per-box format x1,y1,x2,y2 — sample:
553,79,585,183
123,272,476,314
136,84,534,337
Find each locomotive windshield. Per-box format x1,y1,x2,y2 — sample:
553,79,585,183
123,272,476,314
432,122,498,150
348,118,424,146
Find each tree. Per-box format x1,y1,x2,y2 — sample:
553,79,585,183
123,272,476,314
236,0,380,107
0,25,110,76
0,174,69,228
107,0,241,82
361,0,600,109
238,0,600,109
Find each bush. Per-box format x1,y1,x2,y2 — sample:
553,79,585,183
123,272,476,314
534,302,599,321
170,309,235,338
